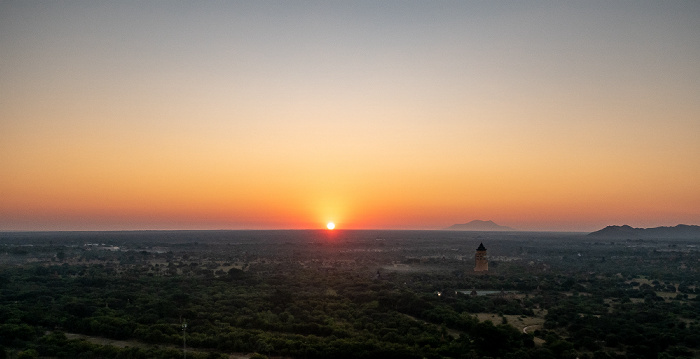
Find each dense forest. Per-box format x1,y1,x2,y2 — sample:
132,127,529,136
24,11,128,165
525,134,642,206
1,230,699,358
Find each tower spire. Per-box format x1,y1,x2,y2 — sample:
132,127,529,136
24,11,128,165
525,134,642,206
474,243,488,272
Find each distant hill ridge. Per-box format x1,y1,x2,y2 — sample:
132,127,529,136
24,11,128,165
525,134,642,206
588,224,700,238
445,220,515,231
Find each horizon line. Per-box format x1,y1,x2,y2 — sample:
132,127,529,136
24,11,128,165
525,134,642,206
0,228,595,233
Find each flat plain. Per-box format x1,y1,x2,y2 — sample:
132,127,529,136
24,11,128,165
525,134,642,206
1,230,699,358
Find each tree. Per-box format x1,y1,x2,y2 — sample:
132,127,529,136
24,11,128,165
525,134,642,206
17,349,38,359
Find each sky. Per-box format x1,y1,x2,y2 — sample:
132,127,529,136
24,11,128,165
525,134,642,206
1,1,699,232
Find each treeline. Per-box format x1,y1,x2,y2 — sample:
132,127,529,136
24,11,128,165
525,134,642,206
2,231,700,359
2,263,541,358
541,294,700,358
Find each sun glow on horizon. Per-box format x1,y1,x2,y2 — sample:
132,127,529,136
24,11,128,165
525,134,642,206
0,2,698,232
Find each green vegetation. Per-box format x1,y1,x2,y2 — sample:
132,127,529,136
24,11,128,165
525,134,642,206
0,230,699,358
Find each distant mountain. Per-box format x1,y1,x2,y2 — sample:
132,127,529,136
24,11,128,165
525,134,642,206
588,224,700,239
445,220,515,231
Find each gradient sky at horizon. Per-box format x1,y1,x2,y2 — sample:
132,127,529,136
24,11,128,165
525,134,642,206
1,1,699,231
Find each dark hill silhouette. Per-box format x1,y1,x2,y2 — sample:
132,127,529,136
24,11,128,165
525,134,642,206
588,224,700,239
445,220,515,231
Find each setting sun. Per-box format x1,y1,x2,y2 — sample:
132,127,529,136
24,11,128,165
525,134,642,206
0,2,698,233
326,222,335,230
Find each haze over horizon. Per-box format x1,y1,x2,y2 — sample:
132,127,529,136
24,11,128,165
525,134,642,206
2,2,699,232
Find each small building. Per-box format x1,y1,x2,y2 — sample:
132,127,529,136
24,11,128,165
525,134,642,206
474,242,488,272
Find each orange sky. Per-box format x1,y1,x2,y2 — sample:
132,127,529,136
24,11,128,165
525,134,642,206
1,2,699,231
